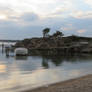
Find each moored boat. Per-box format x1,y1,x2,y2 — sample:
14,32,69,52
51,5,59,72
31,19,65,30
15,48,28,56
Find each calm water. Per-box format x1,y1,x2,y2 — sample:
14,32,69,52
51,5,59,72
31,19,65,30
0,44,92,92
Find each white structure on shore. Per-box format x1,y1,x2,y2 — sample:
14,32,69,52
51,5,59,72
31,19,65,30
15,48,28,56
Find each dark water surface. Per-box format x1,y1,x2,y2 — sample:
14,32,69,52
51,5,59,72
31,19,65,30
0,46,92,92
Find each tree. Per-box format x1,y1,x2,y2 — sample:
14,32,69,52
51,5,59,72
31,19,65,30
43,28,50,37
53,31,64,38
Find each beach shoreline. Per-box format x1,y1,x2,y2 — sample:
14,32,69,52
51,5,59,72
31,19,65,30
23,74,92,92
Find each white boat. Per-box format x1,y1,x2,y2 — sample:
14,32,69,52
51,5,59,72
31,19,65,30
15,48,28,56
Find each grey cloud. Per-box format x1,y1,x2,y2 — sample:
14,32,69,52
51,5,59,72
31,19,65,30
20,12,39,22
0,12,92,39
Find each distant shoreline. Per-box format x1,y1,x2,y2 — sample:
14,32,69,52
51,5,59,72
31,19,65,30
24,74,92,92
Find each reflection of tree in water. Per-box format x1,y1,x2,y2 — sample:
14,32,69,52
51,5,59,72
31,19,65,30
15,56,28,60
42,56,64,68
42,56,49,68
41,54,92,68
49,57,63,66
64,54,92,63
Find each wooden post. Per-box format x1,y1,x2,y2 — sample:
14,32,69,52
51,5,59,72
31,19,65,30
5,47,10,56
2,44,4,53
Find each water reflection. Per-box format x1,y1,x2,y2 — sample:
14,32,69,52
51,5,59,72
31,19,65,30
15,56,28,60
41,54,92,68
0,65,6,73
0,50,92,92
42,57,49,68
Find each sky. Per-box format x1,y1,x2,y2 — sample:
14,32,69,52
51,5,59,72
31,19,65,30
0,0,92,40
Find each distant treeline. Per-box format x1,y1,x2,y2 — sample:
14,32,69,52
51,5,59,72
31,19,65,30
0,40,21,42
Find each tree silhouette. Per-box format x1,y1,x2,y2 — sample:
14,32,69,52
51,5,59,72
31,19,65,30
53,31,64,38
43,28,50,37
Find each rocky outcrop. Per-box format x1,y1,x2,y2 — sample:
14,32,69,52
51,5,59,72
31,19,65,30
15,36,92,55
15,37,65,49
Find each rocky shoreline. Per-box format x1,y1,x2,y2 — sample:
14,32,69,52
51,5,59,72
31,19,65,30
14,35,92,55
24,74,92,92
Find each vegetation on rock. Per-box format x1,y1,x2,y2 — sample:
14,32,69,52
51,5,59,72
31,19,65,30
15,28,92,53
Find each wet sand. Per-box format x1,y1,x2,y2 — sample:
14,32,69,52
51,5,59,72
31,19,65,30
24,74,92,92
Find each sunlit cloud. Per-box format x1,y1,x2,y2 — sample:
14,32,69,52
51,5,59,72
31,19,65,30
0,0,74,17
77,29,86,34
62,24,75,31
0,14,7,20
71,11,92,19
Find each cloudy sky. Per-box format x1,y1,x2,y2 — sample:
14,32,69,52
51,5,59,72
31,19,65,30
0,0,92,39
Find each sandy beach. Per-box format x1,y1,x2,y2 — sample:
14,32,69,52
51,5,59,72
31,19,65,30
24,74,92,92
